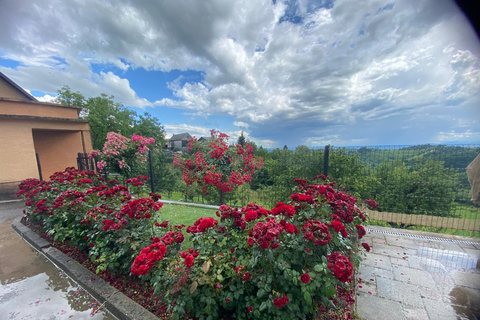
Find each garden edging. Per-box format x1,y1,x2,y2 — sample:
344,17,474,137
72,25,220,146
11,216,158,320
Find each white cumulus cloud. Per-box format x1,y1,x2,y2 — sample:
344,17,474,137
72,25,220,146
0,0,479,146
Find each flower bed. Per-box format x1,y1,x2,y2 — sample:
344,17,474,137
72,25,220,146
17,168,375,320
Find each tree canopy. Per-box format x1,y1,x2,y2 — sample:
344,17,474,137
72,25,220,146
55,86,165,150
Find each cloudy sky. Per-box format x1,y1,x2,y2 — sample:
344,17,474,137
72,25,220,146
1,0,479,148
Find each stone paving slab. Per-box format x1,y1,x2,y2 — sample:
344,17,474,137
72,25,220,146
358,264,394,279
416,240,466,253
423,297,458,320
358,228,480,320
384,236,419,249
377,277,424,308
392,264,438,289
390,256,410,267
451,270,480,289
357,294,404,320
402,305,429,320
360,252,393,271
373,243,412,258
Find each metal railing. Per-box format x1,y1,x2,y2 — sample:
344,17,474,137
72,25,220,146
96,144,480,237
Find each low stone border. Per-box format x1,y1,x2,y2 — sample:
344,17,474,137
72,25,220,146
11,217,158,320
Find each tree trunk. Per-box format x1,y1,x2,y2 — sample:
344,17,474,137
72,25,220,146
219,190,225,205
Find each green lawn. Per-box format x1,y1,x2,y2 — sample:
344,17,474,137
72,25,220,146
451,202,480,220
158,188,284,209
156,196,480,239
157,202,218,227
155,203,219,248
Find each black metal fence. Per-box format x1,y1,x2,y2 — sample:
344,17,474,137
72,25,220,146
77,153,95,171
327,145,480,236
90,144,480,237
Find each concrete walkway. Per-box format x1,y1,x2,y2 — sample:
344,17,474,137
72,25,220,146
0,201,115,320
357,227,480,320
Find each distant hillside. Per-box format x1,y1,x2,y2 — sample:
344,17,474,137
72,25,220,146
343,145,480,169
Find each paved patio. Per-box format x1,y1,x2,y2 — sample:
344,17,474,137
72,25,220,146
357,226,480,320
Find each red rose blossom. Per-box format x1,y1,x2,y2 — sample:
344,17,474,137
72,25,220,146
332,220,345,233
131,241,166,276
301,273,311,284
284,223,299,234
273,294,289,308
184,254,194,268
356,224,366,239
244,210,258,222
362,242,371,252
327,252,353,282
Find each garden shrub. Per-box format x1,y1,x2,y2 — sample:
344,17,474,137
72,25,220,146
142,176,374,320
16,167,167,274
173,130,263,205
89,132,155,177
17,168,374,320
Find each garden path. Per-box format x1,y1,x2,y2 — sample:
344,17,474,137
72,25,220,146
357,226,480,320
0,201,115,319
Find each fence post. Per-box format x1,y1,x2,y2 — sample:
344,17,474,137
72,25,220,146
323,145,330,177
36,153,43,181
77,152,81,171
149,150,155,194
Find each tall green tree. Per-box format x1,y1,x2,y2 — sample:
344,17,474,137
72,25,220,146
55,86,165,151
54,86,85,107
84,94,135,150
132,112,166,148
237,131,246,147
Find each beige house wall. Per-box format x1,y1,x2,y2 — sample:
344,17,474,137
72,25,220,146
0,119,39,183
0,99,80,119
0,118,93,183
0,72,94,200
0,99,93,199
0,77,29,101
32,130,85,180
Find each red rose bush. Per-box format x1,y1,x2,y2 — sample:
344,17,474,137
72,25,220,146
16,167,172,275
173,130,263,204
17,166,372,320
142,176,371,320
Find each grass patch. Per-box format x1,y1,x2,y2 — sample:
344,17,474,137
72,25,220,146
158,202,218,226
156,203,219,248
451,202,480,220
